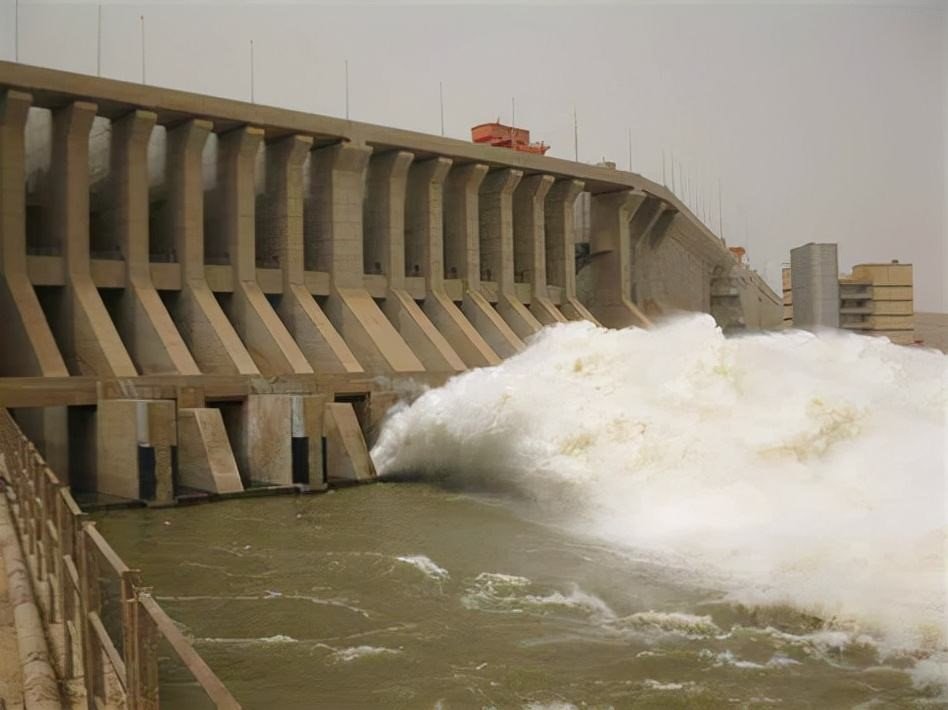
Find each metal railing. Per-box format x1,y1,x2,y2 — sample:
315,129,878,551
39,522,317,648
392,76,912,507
0,409,240,709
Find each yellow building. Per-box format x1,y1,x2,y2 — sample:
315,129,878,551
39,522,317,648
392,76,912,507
782,260,915,345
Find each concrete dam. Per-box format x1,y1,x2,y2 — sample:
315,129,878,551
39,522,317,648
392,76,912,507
7,61,944,710
0,60,779,508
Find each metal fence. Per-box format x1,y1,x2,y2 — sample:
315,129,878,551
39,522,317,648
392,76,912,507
0,408,240,709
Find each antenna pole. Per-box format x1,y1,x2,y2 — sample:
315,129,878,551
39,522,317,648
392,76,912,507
439,81,444,136
718,178,724,238
662,149,667,185
96,4,102,76
249,40,255,103
344,59,349,120
572,106,578,162
140,15,145,84
14,0,18,62
627,128,632,171
511,97,515,127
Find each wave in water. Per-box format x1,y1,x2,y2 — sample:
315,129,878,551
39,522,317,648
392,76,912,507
371,315,947,657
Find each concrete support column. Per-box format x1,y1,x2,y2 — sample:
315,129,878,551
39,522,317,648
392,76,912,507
95,399,176,504
264,135,361,373
409,157,499,368
365,151,412,286
480,168,542,340
513,174,564,325
444,163,522,357
324,402,376,483
230,393,325,488
216,126,312,376
0,90,68,475
165,119,258,375
587,190,651,328
444,164,486,285
0,90,67,378
111,110,199,375
176,407,243,494
308,142,423,374
628,199,676,317
369,152,464,373
545,179,597,323
52,101,137,376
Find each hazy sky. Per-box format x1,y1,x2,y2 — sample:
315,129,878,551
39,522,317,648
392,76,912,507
1,0,945,310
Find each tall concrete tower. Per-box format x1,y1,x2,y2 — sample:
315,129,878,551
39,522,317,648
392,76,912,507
790,242,839,330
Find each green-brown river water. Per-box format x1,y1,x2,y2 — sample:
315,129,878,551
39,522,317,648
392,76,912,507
95,484,941,709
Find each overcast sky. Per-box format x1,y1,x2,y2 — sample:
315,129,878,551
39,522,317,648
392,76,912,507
1,0,945,310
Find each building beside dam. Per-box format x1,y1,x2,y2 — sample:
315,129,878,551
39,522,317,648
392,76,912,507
0,61,781,508
782,243,915,344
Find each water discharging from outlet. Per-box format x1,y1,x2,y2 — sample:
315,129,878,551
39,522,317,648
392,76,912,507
373,315,948,686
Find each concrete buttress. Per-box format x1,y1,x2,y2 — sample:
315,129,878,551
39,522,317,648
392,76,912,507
163,119,259,375
367,151,464,373
263,134,362,374
110,110,200,375
0,90,68,475
588,190,651,328
480,168,543,340
513,174,566,325
407,157,500,368
444,164,523,358
215,126,313,376
308,142,424,374
545,179,598,323
52,101,137,376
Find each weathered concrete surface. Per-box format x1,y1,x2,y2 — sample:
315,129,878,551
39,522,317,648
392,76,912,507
177,407,243,493
164,119,260,375
324,402,375,483
445,163,523,358
586,191,651,328
263,134,363,374
96,398,176,503
216,126,314,377
110,110,199,375
309,142,424,374
367,150,465,372
52,101,137,376
406,157,498,368
480,168,543,340
513,174,565,325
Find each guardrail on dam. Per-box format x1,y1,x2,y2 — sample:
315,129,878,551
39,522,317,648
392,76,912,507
0,60,779,506
1,408,239,708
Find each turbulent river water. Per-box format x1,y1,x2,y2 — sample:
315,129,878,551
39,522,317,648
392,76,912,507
96,316,947,708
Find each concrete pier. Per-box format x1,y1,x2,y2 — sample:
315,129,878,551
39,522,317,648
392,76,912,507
0,61,780,506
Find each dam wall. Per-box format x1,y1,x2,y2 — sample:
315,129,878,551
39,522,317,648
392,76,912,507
0,61,776,506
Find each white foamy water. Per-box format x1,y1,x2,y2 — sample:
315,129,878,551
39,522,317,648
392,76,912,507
395,554,450,580
372,316,948,658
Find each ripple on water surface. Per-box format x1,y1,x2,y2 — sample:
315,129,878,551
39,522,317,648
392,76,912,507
95,484,946,708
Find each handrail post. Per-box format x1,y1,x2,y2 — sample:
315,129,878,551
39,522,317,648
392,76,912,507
135,592,160,709
121,569,143,709
55,490,74,679
79,521,105,707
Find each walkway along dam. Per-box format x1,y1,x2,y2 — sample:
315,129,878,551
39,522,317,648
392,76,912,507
0,61,780,705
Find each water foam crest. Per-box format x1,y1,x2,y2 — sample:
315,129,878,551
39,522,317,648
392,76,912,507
372,316,948,654
395,554,450,580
